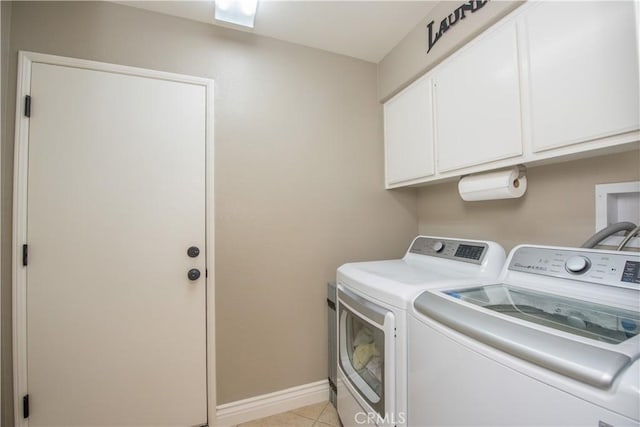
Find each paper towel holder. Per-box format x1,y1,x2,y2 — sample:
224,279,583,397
458,165,527,202
512,165,526,188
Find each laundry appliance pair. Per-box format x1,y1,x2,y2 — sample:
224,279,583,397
336,235,640,426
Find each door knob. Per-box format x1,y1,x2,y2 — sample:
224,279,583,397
187,246,200,258
188,269,201,281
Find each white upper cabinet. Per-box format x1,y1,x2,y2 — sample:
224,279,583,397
434,21,523,173
523,1,640,152
381,2,639,189
384,75,435,186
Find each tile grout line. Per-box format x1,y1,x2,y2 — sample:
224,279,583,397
236,400,336,426
313,401,336,427
316,401,329,422
288,400,330,425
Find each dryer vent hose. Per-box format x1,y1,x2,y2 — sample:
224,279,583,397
581,221,638,249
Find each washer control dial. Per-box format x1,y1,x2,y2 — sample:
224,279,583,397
565,256,591,274
432,241,445,253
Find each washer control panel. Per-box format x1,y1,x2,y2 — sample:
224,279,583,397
409,237,488,264
509,246,640,289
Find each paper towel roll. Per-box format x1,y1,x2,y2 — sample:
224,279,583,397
458,166,527,201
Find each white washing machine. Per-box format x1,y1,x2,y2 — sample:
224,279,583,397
336,236,506,427
408,245,640,426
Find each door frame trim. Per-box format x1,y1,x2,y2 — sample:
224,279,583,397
12,50,216,427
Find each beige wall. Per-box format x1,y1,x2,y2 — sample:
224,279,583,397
377,0,523,101
417,151,640,252
0,0,418,416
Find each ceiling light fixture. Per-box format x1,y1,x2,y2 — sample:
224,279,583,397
214,0,259,28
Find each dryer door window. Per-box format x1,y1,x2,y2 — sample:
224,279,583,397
338,288,393,417
343,309,384,397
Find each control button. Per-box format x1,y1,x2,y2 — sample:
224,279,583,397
565,256,591,274
432,241,445,253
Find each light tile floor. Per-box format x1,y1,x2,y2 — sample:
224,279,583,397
236,401,341,427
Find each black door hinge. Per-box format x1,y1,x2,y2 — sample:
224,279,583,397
23,394,29,418
22,244,28,266
24,95,31,117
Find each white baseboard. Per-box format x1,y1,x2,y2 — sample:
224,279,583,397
214,379,329,426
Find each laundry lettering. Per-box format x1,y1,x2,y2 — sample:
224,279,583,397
427,0,489,53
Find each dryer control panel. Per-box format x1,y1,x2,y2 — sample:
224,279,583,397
509,246,640,289
409,237,488,265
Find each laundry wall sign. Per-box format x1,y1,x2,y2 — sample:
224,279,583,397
427,0,490,53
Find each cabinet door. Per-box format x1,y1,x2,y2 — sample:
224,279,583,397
524,1,640,152
384,76,435,186
435,22,523,173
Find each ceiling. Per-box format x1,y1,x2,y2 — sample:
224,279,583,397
116,1,439,63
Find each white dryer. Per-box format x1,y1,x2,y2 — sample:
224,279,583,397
408,245,640,426
336,236,506,427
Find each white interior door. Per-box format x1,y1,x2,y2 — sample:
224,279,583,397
24,61,208,426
